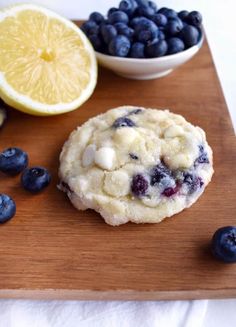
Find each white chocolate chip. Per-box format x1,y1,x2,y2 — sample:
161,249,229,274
164,125,184,138
95,147,116,170
113,128,137,146
165,153,193,170
104,170,130,197
82,144,96,167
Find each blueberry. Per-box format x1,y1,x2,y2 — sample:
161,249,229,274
157,7,169,15
128,108,143,115
115,23,134,40
178,10,189,21
88,34,104,51
129,153,139,160
131,174,149,197
152,13,168,27
135,0,149,7
167,37,185,54
80,20,99,36
180,25,200,47
108,10,129,25
162,185,179,197
101,24,117,44
211,226,236,263
130,42,145,58
187,11,202,27
0,194,16,224
134,18,158,43
0,147,28,175
183,173,203,194
148,1,157,11
166,18,183,36
112,116,135,128
107,7,118,17
146,39,167,57
89,12,105,25
194,145,209,165
161,8,178,19
0,107,7,129
136,28,158,43
108,35,131,57
158,30,165,40
119,0,137,17
137,5,155,18
150,163,172,186
21,166,51,193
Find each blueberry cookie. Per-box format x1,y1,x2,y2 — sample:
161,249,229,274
58,106,213,226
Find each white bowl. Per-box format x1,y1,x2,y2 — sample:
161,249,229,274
95,33,204,80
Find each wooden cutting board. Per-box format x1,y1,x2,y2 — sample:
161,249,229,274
0,34,236,300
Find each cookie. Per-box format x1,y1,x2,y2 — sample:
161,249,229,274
58,106,213,226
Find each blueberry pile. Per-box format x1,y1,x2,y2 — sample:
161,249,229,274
81,0,202,58
0,147,51,224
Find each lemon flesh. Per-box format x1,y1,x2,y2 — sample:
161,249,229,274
0,4,97,116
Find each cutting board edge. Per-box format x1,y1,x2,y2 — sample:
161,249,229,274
1,289,236,301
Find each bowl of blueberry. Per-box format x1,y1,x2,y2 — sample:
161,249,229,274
81,0,204,80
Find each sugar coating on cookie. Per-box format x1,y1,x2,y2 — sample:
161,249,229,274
58,106,214,226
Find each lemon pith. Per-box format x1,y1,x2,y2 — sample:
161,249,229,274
0,4,97,116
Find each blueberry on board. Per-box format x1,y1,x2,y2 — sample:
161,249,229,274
108,35,131,57
167,37,185,54
152,13,168,27
148,1,157,11
89,12,105,24
211,226,236,263
119,0,137,16
112,116,135,128
146,39,167,57
101,24,117,44
21,166,51,193
166,18,183,36
183,173,203,194
130,42,145,58
0,194,16,224
180,25,200,47
131,174,149,197
0,147,28,175
107,7,118,17
137,5,155,18
115,22,134,40
80,20,99,36
88,34,104,52
108,10,129,25
0,107,7,129
187,11,202,27
178,10,189,21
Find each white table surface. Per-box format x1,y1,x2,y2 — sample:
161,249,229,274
0,1,236,326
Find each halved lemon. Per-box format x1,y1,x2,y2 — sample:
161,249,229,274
0,4,97,116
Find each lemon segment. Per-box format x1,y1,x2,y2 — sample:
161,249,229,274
0,4,97,115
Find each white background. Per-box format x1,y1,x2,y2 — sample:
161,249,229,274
0,1,236,326
1,0,235,131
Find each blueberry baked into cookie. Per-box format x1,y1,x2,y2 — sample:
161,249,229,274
59,106,213,226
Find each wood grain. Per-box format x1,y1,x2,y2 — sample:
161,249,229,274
0,30,236,300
